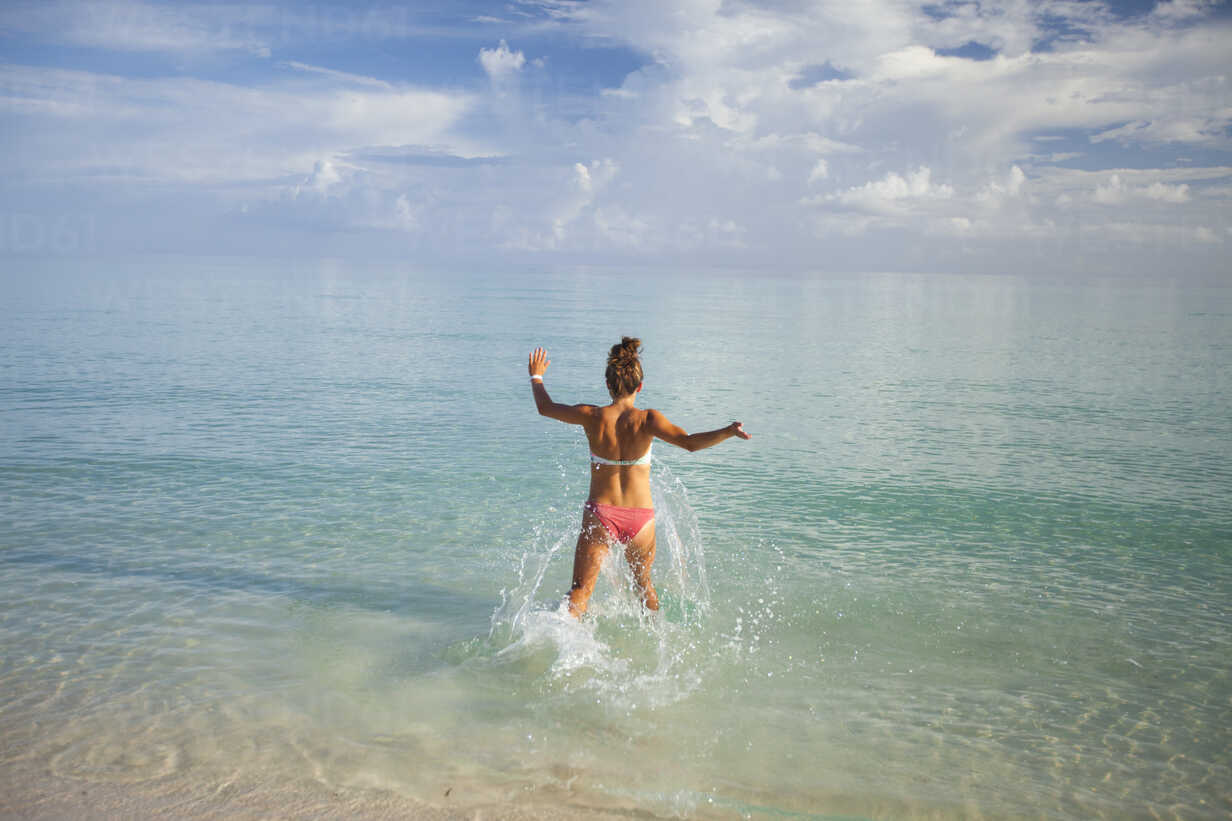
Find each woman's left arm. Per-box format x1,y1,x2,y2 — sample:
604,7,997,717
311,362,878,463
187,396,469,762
529,347,592,425
645,409,750,451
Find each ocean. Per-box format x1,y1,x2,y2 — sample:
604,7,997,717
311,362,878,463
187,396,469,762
1,258,1229,819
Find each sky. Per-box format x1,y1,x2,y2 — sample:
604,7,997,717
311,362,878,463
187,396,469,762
1,0,1230,275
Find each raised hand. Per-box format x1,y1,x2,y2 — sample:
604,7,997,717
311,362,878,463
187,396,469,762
729,421,751,440
528,347,550,378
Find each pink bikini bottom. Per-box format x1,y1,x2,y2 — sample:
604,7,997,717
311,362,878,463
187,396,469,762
584,501,654,544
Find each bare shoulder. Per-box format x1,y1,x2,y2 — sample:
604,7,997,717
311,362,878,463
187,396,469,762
541,401,599,427
643,407,670,431
644,408,689,441
572,403,601,423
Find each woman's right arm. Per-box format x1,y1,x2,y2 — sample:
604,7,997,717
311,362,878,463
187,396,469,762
646,409,750,452
529,347,593,426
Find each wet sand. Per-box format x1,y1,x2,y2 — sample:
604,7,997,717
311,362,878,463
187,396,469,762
0,759,653,821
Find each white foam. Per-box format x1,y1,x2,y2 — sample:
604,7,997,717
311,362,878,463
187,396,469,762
486,466,712,710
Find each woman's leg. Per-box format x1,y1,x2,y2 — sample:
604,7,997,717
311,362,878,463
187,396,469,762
625,520,659,611
568,507,610,618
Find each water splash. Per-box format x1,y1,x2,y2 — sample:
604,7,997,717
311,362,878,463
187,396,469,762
484,465,713,709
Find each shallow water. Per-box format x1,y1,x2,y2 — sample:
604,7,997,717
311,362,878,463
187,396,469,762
1,259,1230,818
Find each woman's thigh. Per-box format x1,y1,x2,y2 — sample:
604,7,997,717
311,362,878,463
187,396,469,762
571,507,611,589
624,519,656,577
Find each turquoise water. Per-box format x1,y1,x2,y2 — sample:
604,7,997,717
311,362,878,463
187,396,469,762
2,259,1230,818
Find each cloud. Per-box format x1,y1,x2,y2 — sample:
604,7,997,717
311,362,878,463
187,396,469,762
393,194,420,231
0,65,476,184
873,45,951,80
1091,221,1220,245
1151,0,1222,22
1091,117,1231,146
820,167,955,215
807,159,829,184
1093,174,1191,204
0,0,272,56
478,40,526,81
977,165,1026,203
282,61,393,89
1062,166,1216,207
2,0,1230,273
552,158,619,245
301,159,342,195
0,0,484,53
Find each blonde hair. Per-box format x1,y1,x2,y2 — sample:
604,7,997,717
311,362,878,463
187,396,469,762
605,336,643,398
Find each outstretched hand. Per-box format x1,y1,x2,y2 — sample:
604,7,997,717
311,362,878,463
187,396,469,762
729,421,751,440
528,347,550,378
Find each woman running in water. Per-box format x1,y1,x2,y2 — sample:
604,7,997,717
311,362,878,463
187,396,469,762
528,338,750,618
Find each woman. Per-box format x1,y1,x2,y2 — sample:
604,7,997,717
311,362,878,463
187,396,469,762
528,338,750,618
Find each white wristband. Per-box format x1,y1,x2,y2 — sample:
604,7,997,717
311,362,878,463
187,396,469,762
530,375,543,382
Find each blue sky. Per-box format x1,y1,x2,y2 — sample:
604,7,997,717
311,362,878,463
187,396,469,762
1,0,1229,274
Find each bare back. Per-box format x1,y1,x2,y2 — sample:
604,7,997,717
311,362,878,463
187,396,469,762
528,345,748,511
582,403,655,509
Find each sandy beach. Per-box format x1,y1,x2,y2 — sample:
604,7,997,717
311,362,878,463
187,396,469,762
0,759,658,821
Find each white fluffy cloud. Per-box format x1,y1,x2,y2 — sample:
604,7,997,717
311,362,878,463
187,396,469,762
978,166,1027,203
479,40,526,81
2,0,1230,273
822,167,956,215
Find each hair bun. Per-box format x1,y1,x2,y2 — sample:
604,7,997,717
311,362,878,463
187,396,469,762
605,336,643,397
608,336,641,365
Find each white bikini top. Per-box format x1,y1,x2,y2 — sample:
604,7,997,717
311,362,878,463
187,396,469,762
589,444,652,466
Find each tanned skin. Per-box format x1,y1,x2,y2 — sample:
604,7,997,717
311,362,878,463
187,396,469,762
528,346,750,617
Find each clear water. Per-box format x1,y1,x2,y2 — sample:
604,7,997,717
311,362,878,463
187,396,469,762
2,258,1229,819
